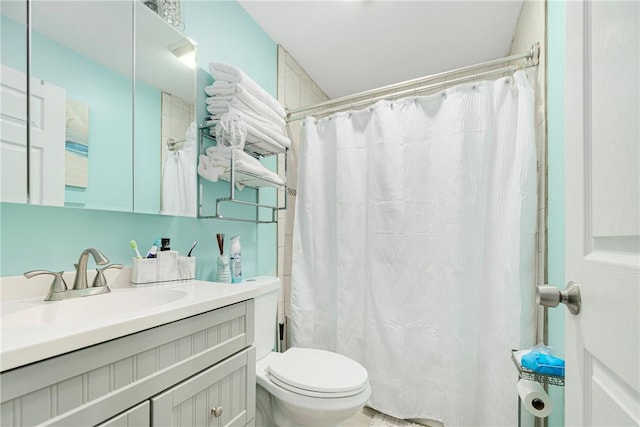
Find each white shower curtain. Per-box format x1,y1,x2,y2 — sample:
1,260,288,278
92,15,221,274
291,71,537,426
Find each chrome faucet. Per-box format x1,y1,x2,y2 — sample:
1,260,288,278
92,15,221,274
24,248,123,301
72,248,109,290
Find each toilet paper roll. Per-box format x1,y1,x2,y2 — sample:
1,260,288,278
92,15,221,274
517,379,553,418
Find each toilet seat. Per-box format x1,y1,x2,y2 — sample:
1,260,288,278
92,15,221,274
267,348,369,398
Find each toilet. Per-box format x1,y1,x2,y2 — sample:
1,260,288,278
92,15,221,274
249,277,371,427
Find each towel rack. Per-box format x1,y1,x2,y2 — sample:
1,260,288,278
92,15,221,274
167,137,186,152
197,126,287,223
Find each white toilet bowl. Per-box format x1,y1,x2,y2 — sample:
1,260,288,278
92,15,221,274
255,350,371,427
249,277,371,427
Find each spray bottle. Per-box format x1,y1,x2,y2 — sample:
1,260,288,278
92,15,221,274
229,235,242,283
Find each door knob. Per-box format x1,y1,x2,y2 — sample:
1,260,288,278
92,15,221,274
211,406,223,417
536,281,581,314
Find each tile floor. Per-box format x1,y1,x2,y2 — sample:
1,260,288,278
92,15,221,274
344,406,379,426
344,407,442,427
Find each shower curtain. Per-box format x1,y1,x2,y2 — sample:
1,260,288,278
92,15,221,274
291,71,537,426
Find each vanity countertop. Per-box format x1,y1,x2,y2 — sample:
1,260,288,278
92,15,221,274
0,279,262,372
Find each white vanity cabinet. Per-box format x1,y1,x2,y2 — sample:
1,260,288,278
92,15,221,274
152,348,255,426
0,300,255,427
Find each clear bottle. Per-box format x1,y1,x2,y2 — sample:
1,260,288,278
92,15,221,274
229,235,242,283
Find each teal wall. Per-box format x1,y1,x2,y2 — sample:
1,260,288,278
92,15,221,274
547,1,566,425
0,8,26,72
0,0,278,280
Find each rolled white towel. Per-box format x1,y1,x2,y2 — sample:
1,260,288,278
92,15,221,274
207,63,287,118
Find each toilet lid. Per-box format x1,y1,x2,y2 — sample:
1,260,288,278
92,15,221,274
267,348,368,397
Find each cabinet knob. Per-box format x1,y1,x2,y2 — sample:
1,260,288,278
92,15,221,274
211,406,223,417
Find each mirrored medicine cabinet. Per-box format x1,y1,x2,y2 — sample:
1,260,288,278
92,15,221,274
0,0,197,215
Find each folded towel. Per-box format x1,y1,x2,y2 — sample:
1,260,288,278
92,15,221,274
206,96,286,130
206,103,285,136
206,116,290,153
204,116,264,148
205,145,269,169
207,92,287,129
197,154,226,182
208,63,287,118
209,107,291,149
206,94,233,103
205,146,284,186
205,81,287,122
204,82,235,96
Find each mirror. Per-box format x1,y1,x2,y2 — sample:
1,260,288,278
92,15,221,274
1,1,29,204
133,0,197,216
0,0,197,215
31,0,134,211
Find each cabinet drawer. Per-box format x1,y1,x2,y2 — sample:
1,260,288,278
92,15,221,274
96,401,150,427
152,346,256,427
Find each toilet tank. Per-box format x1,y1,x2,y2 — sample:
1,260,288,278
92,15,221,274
247,276,280,360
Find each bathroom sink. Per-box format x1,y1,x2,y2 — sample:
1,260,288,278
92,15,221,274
1,288,188,327
0,278,263,372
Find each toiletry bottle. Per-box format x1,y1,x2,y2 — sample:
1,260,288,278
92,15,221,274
229,235,242,283
146,238,160,258
161,237,171,251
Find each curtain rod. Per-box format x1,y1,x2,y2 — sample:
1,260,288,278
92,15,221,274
287,43,540,122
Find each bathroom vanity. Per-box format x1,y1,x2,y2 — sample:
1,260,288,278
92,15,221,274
0,280,261,426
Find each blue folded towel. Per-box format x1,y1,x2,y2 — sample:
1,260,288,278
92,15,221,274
521,351,565,376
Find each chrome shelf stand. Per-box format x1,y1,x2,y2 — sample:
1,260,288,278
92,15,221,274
197,126,287,223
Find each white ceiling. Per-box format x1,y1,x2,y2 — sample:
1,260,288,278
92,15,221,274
238,1,524,99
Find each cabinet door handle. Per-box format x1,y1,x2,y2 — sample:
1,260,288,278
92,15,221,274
211,406,223,417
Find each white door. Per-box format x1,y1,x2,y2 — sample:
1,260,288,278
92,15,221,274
1,65,65,206
1,65,29,203
565,1,639,426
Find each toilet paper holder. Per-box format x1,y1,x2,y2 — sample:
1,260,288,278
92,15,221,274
511,349,564,427
512,349,563,426
511,349,565,387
